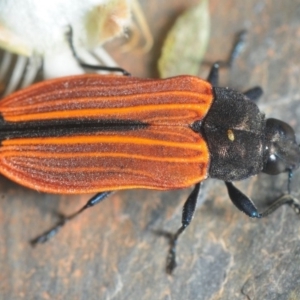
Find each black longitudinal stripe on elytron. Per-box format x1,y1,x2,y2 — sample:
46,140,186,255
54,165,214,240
0,116,148,141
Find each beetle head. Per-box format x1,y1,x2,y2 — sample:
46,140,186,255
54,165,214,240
263,118,300,175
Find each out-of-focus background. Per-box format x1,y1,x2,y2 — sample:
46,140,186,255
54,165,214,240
1,1,300,299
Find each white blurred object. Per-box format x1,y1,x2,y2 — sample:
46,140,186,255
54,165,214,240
0,0,153,97
0,0,131,56
0,52,42,96
0,0,131,80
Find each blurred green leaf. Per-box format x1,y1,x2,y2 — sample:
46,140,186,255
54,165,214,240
158,0,210,78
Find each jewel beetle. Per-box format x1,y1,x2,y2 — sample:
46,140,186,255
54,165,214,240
1,55,300,274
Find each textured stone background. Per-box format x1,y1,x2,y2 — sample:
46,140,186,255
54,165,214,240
1,1,300,299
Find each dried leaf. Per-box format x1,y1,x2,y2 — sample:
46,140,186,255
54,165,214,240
158,0,210,78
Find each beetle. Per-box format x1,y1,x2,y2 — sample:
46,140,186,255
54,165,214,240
1,52,300,273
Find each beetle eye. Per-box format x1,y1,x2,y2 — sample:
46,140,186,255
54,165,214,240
267,118,295,139
263,151,287,175
263,118,300,175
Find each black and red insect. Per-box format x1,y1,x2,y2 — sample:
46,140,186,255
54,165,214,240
0,54,299,273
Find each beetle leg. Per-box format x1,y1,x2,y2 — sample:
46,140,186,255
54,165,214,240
66,26,130,76
225,182,300,218
227,30,247,67
166,182,202,274
243,86,263,101
76,63,131,76
260,194,300,217
225,182,261,218
31,191,112,245
207,30,248,87
206,62,220,86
